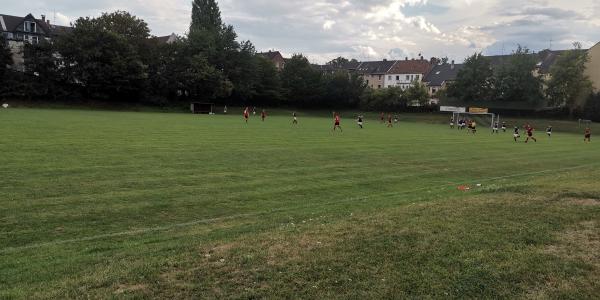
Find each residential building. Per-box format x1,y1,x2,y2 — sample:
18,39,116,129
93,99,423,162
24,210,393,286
1,13,72,69
154,33,178,44
315,61,361,74
384,58,432,89
585,42,600,92
486,49,572,81
422,61,464,96
355,60,396,89
258,50,286,70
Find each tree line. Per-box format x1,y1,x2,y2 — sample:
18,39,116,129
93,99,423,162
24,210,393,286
446,44,598,118
0,0,597,117
0,0,433,111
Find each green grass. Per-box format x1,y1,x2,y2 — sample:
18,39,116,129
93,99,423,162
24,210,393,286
0,108,599,299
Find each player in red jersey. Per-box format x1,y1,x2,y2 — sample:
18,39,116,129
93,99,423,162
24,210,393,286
525,124,537,143
333,113,342,132
243,107,249,123
387,114,393,128
261,109,267,122
380,112,385,123
585,127,591,142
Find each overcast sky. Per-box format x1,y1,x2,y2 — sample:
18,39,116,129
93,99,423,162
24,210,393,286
4,0,599,63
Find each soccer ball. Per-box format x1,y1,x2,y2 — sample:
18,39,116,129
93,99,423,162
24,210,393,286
2,104,8,109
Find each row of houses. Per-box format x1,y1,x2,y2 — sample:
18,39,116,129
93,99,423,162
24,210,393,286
261,45,600,99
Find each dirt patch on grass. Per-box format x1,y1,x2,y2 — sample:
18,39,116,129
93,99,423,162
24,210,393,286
566,198,600,206
530,221,600,298
114,283,149,295
545,221,600,265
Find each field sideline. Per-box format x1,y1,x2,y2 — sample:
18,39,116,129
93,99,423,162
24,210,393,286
1,108,599,298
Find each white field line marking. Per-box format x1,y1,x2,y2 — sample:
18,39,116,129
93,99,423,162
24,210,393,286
0,163,596,254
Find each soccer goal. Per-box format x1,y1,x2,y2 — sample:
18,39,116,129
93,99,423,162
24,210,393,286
579,119,592,128
452,112,498,128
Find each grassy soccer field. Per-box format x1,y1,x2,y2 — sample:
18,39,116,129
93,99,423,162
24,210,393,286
0,108,599,299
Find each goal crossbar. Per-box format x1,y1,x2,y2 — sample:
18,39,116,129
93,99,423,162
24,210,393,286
452,112,498,128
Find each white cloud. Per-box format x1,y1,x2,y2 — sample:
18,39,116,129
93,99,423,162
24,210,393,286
55,12,71,26
323,20,336,30
2,0,599,63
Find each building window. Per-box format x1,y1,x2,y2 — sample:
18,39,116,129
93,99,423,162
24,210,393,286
378,75,382,80
378,85,381,89
24,21,36,33
406,75,410,81
396,76,400,80
366,80,369,85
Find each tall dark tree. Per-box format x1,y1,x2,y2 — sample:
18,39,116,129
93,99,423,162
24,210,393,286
56,11,149,100
281,54,324,107
22,40,72,100
322,71,366,108
0,36,12,80
583,93,600,122
190,0,222,33
494,46,543,103
546,43,592,113
253,55,283,105
447,53,494,102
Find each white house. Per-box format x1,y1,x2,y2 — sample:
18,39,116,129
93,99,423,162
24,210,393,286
384,58,432,89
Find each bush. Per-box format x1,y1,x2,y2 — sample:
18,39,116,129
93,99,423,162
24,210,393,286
583,93,600,122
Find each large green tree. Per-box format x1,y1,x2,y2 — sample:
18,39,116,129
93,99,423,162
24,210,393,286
322,71,366,108
546,43,593,113
0,36,12,80
447,53,494,102
494,46,544,103
252,55,283,105
56,11,150,100
406,82,430,106
281,54,324,107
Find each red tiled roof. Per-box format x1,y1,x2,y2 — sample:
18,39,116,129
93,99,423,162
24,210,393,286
388,60,432,75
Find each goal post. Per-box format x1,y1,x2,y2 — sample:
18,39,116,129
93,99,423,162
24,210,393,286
452,112,498,128
579,119,592,128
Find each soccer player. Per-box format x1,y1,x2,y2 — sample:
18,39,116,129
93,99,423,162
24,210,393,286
357,115,364,129
387,114,393,128
394,114,399,124
525,124,537,143
292,112,298,125
380,112,385,123
546,125,553,138
492,122,499,134
450,117,455,129
261,110,267,122
585,127,591,142
333,113,342,132
513,126,521,142
252,107,257,116
243,107,249,123
224,105,228,114
471,121,477,134
501,122,507,132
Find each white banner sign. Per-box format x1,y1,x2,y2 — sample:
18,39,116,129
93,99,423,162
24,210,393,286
440,106,467,113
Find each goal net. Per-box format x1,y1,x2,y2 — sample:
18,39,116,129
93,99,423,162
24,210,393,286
452,112,498,128
579,119,592,128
